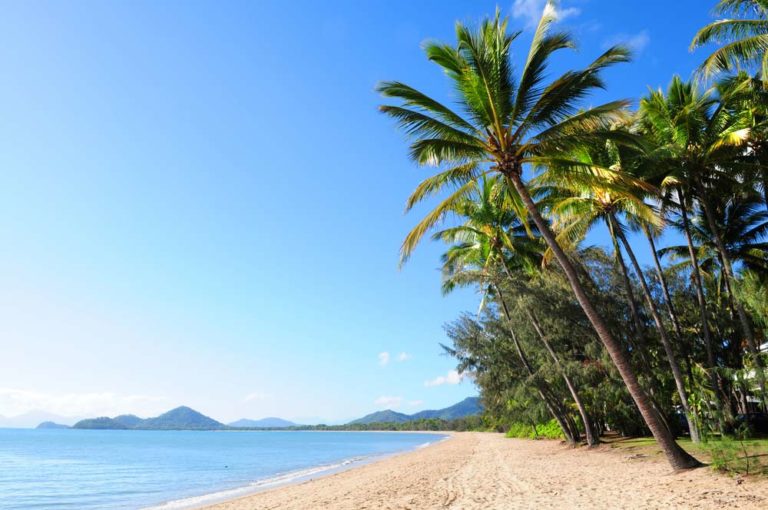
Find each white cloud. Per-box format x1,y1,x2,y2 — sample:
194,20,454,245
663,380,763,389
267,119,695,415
397,352,411,362
378,351,390,366
424,370,465,387
603,30,650,54
374,396,402,409
512,0,581,28
0,387,169,418
243,391,269,403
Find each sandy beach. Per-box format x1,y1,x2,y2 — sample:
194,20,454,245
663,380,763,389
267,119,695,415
202,432,768,510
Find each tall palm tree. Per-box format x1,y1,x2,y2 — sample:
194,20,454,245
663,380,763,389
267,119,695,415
662,191,768,278
436,177,600,446
379,5,700,469
662,190,768,411
543,141,702,442
692,0,768,81
432,177,583,444
717,72,768,208
639,77,759,423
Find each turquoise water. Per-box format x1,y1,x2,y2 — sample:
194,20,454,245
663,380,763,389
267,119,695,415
0,429,445,509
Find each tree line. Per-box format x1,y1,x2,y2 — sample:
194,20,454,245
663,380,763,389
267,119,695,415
379,0,768,470
270,416,485,432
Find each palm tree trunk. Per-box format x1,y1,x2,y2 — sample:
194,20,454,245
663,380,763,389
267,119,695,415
678,186,727,430
695,183,768,412
643,225,686,343
495,284,577,444
645,223,702,433
526,309,599,446
507,173,701,470
608,220,656,374
612,216,700,443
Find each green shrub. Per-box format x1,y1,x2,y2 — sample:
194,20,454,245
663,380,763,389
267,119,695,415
505,419,563,439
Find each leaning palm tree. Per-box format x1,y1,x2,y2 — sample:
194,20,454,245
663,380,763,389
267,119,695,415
436,177,599,446
692,0,768,81
638,76,760,422
543,140,702,442
662,191,768,278
434,177,584,444
379,4,700,469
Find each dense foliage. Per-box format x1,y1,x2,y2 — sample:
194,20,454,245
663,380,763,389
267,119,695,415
285,416,486,432
381,1,768,470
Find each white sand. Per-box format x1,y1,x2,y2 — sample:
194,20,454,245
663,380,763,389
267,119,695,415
202,432,768,509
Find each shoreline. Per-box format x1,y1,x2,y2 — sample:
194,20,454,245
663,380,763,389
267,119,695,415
198,432,768,510
146,432,452,510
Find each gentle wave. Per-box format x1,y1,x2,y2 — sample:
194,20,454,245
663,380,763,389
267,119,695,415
145,436,450,509
143,456,370,510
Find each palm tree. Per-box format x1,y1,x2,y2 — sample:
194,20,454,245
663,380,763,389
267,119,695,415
638,76,760,424
432,177,583,444
379,5,700,469
543,140,702,442
692,0,768,81
662,191,768,278
661,190,768,410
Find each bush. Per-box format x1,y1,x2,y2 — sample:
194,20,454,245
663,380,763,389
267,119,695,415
505,419,563,439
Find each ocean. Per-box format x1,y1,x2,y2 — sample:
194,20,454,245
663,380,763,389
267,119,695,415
0,428,446,509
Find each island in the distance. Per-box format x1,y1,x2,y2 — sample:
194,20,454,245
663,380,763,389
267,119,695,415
36,421,71,429
59,397,482,431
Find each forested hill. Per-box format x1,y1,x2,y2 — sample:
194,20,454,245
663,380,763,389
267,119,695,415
72,406,226,430
66,398,483,431
350,397,481,425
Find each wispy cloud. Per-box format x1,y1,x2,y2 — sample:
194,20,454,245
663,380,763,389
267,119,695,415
512,0,581,28
0,387,169,418
397,352,411,362
424,370,465,387
374,395,402,409
378,351,390,366
603,30,650,54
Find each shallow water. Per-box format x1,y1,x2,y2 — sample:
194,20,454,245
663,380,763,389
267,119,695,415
0,428,445,509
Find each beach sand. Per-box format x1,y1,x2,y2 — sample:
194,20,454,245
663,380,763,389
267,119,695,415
202,432,768,509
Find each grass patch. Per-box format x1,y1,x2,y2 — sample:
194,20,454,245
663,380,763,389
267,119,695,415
606,434,768,476
505,420,563,440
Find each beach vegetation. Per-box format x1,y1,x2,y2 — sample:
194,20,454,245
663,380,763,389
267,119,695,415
381,0,768,472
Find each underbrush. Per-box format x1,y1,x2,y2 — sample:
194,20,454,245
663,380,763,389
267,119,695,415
505,419,563,439
607,434,768,476
702,437,768,476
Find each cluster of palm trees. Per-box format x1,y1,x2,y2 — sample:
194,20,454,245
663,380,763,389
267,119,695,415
380,1,768,471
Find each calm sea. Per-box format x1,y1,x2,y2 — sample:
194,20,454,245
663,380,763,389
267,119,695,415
0,428,446,509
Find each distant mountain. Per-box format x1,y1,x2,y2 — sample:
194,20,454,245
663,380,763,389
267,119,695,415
140,406,225,430
36,421,70,429
74,406,225,431
0,411,80,429
350,410,412,425
349,397,482,425
113,414,145,428
73,417,128,430
410,397,482,421
228,417,297,428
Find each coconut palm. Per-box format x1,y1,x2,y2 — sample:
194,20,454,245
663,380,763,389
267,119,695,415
662,191,768,279
638,77,761,417
379,5,700,468
692,0,768,81
439,178,601,446
431,176,585,444
717,72,768,208
542,139,702,442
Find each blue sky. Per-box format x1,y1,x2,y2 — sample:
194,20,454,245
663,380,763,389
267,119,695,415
0,0,718,424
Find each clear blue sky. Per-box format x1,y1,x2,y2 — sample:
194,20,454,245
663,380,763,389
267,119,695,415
0,0,717,424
